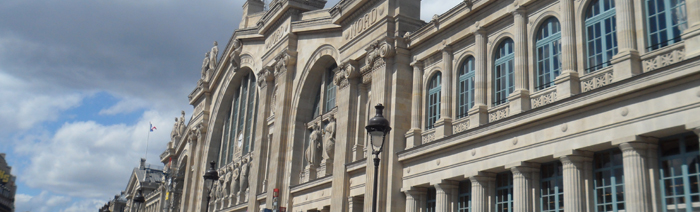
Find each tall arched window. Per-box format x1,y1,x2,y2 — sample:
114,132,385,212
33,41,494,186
217,72,259,167
493,38,515,106
536,18,562,91
458,56,475,118
585,0,618,73
646,0,687,51
427,72,441,129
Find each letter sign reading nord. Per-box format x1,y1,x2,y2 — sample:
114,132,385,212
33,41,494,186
345,6,384,40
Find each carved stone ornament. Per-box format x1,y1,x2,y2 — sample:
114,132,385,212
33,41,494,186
274,52,294,76
257,67,274,88
361,40,395,75
323,114,336,160
581,70,613,92
333,61,357,89
305,122,322,167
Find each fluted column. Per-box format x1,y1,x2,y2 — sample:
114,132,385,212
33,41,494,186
557,151,591,212
509,163,540,212
406,61,423,149
509,8,531,114
611,0,641,81
435,44,454,138
434,181,458,212
469,28,489,127
403,188,426,212
469,173,496,212
683,0,700,57
555,0,580,98
611,135,659,212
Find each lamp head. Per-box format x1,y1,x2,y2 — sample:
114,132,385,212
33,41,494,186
365,104,391,152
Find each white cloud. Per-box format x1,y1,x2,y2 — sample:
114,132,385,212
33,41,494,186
14,191,72,212
60,199,104,212
16,110,173,199
420,0,463,21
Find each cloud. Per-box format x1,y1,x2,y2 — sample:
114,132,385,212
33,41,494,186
60,199,105,212
16,110,172,199
14,191,72,212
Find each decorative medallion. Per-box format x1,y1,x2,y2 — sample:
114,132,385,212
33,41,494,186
620,107,629,117
512,137,518,145
561,124,568,132
436,159,441,166
471,149,476,156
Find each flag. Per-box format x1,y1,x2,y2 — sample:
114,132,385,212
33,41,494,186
150,122,157,132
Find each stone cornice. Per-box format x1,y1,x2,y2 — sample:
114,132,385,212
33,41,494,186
257,0,325,34
289,175,333,194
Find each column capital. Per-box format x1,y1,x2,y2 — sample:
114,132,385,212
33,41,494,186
555,150,593,164
467,172,496,182
410,60,424,69
440,40,452,52
402,187,427,195
432,180,459,191
506,161,540,173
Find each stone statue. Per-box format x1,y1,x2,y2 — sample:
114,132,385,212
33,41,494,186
230,162,240,199
239,159,250,194
305,123,322,167
323,114,336,160
178,111,186,135
202,52,210,79
171,117,180,141
223,168,231,197
217,177,225,200
209,41,218,70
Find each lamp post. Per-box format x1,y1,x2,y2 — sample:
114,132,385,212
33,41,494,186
203,161,219,212
365,104,391,212
133,188,145,212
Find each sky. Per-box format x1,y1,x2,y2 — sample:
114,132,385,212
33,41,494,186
0,0,461,211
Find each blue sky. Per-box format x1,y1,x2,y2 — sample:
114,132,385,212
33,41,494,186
0,0,458,211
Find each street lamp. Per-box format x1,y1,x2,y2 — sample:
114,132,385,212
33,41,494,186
133,188,145,212
203,161,219,212
365,103,391,212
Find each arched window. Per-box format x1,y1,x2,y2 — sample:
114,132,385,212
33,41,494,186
427,72,441,129
585,0,618,73
458,56,475,118
646,0,687,51
217,72,259,167
536,17,562,91
493,38,515,106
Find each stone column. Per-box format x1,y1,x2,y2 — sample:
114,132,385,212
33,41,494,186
611,0,642,82
434,181,458,212
353,83,368,161
247,67,274,212
435,44,454,138
509,8,531,114
613,137,655,212
683,0,700,58
469,172,496,212
403,188,426,212
469,28,488,127
556,151,592,212
555,0,580,98
406,61,424,149
508,162,540,212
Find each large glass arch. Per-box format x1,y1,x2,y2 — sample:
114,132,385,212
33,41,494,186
216,71,259,167
458,56,475,118
426,72,442,130
493,38,515,106
536,17,562,91
585,0,618,73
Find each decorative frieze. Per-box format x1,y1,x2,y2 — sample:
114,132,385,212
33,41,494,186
452,119,470,134
581,69,613,92
642,45,685,72
422,130,435,144
488,105,510,122
531,89,557,109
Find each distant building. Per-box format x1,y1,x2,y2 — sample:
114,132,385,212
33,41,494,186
102,158,164,212
0,153,15,212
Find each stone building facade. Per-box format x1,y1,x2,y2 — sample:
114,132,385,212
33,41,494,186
159,0,700,211
0,154,15,212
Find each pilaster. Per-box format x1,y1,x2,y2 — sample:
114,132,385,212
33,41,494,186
556,150,592,212
348,196,364,212
507,162,540,212
509,8,531,114
469,172,496,212
611,0,642,82
406,61,423,149
435,44,453,138
470,28,489,128
556,0,580,99
611,136,658,212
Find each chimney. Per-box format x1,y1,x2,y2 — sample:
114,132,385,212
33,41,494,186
140,158,146,169
240,0,265,28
